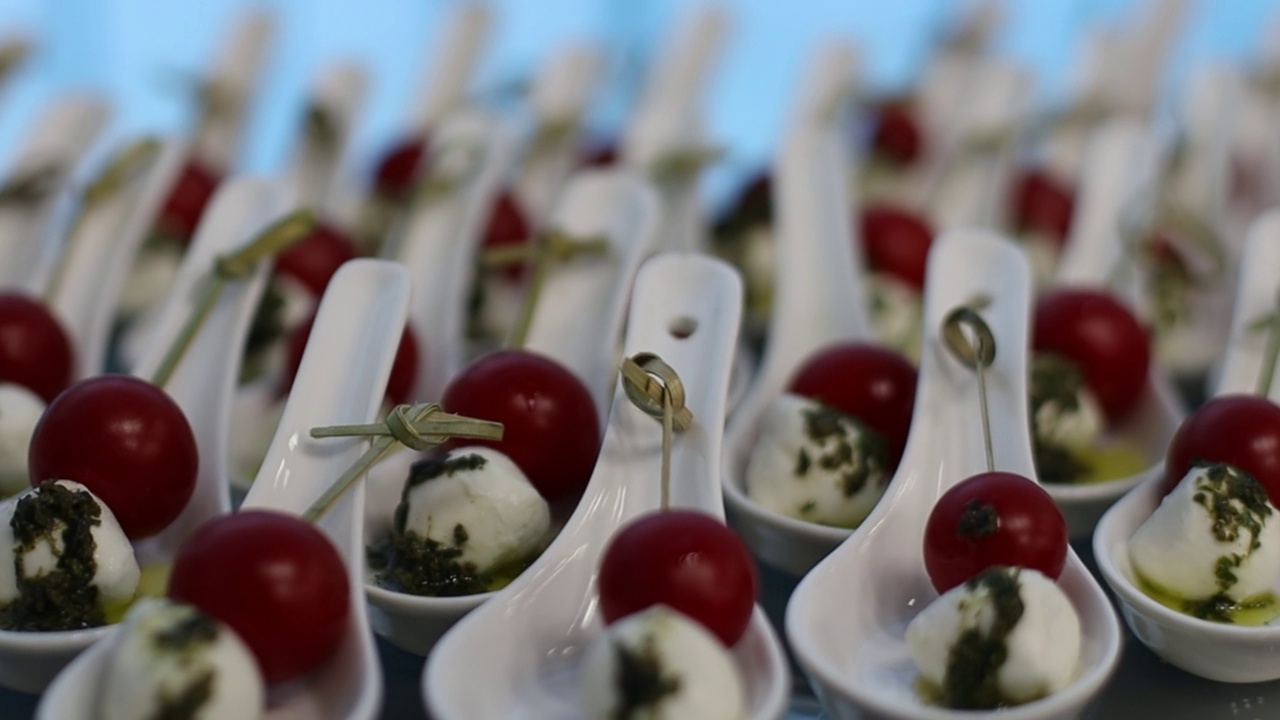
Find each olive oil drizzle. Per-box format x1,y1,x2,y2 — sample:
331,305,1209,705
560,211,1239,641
941,567,1026,709
0,481,106,631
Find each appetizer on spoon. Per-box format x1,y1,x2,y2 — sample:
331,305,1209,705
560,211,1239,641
787,230,1122,719
425,252,789,720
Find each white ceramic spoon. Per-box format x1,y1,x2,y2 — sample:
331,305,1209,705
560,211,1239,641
1093,207,1280,683
915,0,1002,150
424,251,789,720
37,258,405,718
788,230,1122,720
1046,118,1186,536
285,62,368,212
1117,0,1189,119
46,138,186,380
407,4,491,135
1153,63,1241,379
515,43,604,225
622,4,729,254
189,10,275,170
364,167,659,657
0,176,290,694
722,50,869,578
0,93,110,293
1040,28,1132,184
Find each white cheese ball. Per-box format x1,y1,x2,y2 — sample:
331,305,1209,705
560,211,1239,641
100,598,264,720
396,446,550,572
1129,463,1280,601
745,393,888,528
867,273,922,362
0,479,139,610
0,383,43,498
1032,385,1104,451
907,567,1081,706
581,605,745,720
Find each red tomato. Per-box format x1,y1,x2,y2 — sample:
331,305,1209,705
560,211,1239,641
1011,168,1075,244
168,510,350,684
869,100,925,166
923,471,1068,593
598,510,757,647
156,160,221,245
372,136,428,198
1032,289,1149,423
788,342,917,472
281,313,419,405
273,222,359,296
859,204,934,291
441,350,600,501
0,292,74,403
483,192,533,282
28,375,198,539
1164,394,1280,505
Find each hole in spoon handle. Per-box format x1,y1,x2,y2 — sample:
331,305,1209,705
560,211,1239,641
942,305,998,473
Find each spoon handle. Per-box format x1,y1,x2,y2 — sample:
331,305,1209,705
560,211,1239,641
394,110,515,402
47,139,186,379
190,11,273,170
1216,209,1280,400
131,177,293,556
524,170,660,418
409,4,491,131
285,62,367,211
0,94,110,293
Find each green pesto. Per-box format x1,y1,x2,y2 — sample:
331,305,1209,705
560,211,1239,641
1028,354,1092,485
152,610,219,653
368,526,488,598
147,671,214,720
612,635,681,719
794,448,811,478
940,567,1026,709
799,403,889,498
0,481,106,632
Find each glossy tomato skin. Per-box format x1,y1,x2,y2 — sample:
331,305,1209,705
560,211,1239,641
1011,168,1075,244
869,101,924,166
168,510,350,684
1032,289,1149,423
28,375,198,539
1165,395,1280,505
273,222,359,296
483,192,532,282
373,136,428,198
281,314,419,405
860,204,934,291
0,292,74,403
789,343,917,472
923,471,1068,593
598,510,757,647
156,160,221,244
441,350,600,501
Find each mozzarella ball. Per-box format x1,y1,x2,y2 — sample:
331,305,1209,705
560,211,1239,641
0,383,43,498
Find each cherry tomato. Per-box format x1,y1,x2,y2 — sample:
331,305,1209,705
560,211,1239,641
1145,233,1191,279
156,160,221,245
1032,289,1149,423
1011,168,1075,244
168,510,349,684
483,192,532,282
0,292,74,403
598,510,757,647
923,471,1067,593
869,100,924,167
280,313,419,406
441,350,600,501
372,136,428,198
789,342,917,472
1165,394,1280,505
273,222,359,296
28,375,198,539
859,204,933,291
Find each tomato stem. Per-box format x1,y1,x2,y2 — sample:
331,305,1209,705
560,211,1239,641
303,402,504,523
620,353,692,511
149,210,315,389
1256,288,1280,398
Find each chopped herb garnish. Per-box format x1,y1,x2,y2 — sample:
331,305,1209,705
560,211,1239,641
613,635,681,719
367,531,488,597
940,567,1025,709
1028,354,1092,484
798,403,889,498
148,670,214,720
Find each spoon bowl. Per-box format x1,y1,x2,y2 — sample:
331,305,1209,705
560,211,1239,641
1093,206,1280,683
363,168,659,657
0,176,292,693
424,252,788,719
787,231,1122,720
